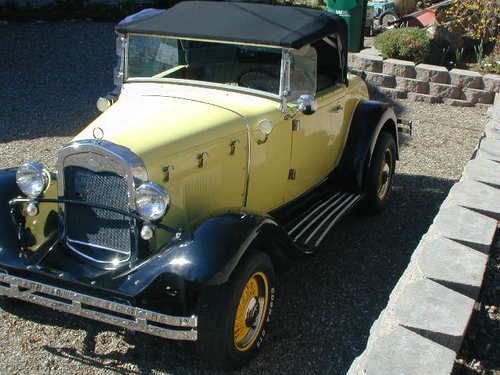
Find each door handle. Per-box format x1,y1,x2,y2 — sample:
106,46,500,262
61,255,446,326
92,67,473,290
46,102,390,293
330,104,343,113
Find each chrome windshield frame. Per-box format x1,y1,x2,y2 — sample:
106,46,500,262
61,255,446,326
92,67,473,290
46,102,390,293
123,33,288,104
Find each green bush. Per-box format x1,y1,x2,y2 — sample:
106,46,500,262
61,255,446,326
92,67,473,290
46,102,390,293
375,27,432,64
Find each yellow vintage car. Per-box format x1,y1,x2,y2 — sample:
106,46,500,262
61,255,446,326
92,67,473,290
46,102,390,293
0,1,411,369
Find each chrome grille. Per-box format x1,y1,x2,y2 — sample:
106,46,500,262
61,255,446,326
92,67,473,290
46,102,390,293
63,166,133,267
57,140,148,270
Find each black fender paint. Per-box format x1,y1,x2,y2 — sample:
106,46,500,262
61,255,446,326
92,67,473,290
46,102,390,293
0,167,299,297
0,169,21,251
335,100,398,191
116,213,300,294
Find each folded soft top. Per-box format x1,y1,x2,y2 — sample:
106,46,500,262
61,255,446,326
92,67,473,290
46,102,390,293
116,1,347,49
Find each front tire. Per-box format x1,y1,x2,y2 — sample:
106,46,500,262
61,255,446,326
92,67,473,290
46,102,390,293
196,251,276,369
363,131,396,213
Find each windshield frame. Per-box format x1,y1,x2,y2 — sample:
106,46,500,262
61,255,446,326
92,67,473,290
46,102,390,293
123,33,288,101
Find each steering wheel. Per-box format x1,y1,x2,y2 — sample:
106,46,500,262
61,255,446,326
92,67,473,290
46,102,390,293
237,71,279,93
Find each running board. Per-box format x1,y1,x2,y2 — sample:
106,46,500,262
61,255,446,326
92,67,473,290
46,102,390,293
286,192,362,248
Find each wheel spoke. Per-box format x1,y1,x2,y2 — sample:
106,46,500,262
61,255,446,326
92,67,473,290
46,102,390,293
233,272,269,352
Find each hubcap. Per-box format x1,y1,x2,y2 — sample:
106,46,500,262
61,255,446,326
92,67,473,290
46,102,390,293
234,272,269,352
377,148,393,200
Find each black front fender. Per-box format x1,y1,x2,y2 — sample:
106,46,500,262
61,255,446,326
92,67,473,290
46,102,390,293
0,169,21,251
117,212,297,294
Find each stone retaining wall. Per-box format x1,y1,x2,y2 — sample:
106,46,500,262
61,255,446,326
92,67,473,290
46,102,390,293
347,94,500,375
349,51,500,107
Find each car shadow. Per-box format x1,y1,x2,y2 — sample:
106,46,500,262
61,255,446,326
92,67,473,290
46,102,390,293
0,173,455,374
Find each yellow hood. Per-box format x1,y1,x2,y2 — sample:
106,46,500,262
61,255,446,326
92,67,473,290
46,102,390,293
75,82,281,162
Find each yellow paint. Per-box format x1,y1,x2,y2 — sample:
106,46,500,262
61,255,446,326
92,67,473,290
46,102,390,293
23,179,58,252
24,73,369,250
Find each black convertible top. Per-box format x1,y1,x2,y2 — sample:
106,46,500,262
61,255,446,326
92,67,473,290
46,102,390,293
116,1,347,49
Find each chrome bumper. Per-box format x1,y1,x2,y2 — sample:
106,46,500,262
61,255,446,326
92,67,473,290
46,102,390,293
0,272,198,341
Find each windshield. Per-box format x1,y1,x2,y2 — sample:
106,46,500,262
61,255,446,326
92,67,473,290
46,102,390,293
126,35,283,95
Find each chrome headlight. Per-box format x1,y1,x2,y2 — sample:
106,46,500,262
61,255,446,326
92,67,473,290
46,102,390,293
16,162,50,198
135,183,170,221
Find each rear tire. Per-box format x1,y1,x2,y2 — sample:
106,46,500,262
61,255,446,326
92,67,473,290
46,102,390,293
363,131,396,213
196,251,276,369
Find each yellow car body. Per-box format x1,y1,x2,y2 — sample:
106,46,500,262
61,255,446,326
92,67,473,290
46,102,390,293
0,3,406,367
24,76,368,250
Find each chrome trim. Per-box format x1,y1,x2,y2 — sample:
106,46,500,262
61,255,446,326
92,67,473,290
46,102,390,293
288,192,342,235
288,192,362,246
16,162,51,198
57,140,149,268
292,192,348,241
304,194,357,244
0,272,198,341
66,241,130,268
124,33,283,101
67,238,131,255
279,49,291,112
311,194,361,246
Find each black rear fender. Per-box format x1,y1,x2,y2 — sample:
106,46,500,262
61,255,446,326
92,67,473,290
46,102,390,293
334,100,398,191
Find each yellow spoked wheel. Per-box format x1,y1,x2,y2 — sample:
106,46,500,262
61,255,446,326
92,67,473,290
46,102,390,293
233,272,269,352
364,132,396,213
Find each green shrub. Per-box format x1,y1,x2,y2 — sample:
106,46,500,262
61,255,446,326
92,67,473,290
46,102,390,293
375,27,432,64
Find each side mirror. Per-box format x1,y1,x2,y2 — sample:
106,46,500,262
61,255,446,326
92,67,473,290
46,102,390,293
297,94,317,115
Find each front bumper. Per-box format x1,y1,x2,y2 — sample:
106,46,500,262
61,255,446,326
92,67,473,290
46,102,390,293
0,271,198,341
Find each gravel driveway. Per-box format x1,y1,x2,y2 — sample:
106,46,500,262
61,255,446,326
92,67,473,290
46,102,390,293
0,21,491,375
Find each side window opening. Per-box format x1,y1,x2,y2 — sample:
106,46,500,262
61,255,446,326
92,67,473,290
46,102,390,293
312,38,341,92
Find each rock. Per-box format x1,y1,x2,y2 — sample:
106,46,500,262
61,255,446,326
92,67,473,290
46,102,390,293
383,58,417,78
396,77,429,94
416,64,450,84
349,53,384,73
443,98,475,107
359,48,382,57
476,103,493,110
450,69,483,89
352,325,457,375
483,74,500,93
365,72,396,88
428,82,461,99
407,92,441,103
463,88,494,104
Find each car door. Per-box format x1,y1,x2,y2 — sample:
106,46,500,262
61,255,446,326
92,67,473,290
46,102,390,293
286,83,347,202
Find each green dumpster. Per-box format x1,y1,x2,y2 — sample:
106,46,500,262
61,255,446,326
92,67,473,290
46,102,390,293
327,0,368,52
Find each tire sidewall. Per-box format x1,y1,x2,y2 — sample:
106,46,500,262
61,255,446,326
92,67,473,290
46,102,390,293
197,251,276,369
364,132,396,212
226,252,276,361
